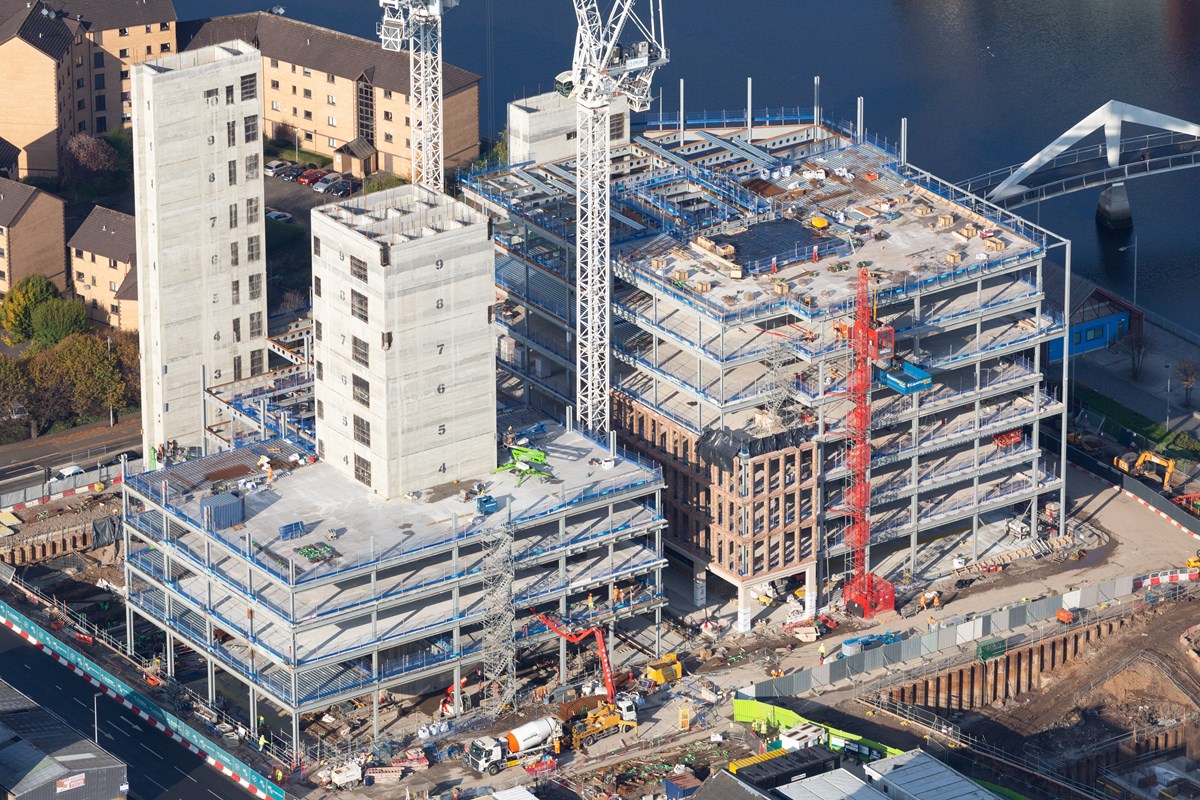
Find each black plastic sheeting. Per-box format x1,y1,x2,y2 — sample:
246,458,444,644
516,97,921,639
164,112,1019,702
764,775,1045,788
696,427,812,472
91,515,120,549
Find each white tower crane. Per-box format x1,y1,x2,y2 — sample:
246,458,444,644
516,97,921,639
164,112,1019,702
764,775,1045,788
379,0,458,191
565,0,667,436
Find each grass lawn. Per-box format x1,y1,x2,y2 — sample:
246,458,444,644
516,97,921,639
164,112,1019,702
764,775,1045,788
264,140,332,168
1072,382,1200,460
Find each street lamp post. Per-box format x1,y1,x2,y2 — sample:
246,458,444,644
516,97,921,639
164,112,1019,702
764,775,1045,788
1166,363,1172,432
1119,235,1138,308
93,693,102,742
106,335,113,427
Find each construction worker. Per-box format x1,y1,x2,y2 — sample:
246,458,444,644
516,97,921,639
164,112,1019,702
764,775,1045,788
818,643,826,661
927,616,936,633
587,592,595,611
932,593,941,608
258,733,267,752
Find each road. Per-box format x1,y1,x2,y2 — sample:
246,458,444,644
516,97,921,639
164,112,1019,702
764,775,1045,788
0,417,141,479
0,625,251,800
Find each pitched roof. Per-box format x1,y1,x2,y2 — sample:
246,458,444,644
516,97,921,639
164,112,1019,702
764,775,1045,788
114,262,137,301
14,7,72,58
0,0,175,37
68,205,136,264
0,136,16,170
178,12,480,97
0,681,123,796
693,771,773,800
0,177,41,228
337,137,376,160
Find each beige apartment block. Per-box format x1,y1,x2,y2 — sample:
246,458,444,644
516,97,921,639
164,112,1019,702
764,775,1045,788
180,12,480,180
0,0,177,179
68,205,136,330
0,177,66,297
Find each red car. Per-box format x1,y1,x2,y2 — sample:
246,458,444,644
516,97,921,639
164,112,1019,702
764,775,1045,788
297,168,328,186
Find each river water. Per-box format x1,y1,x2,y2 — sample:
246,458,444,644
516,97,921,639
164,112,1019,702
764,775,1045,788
176,0,1200,328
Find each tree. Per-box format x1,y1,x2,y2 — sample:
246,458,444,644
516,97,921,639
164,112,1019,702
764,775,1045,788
0,355,30,417
30,297,87,349
1178,358,1200,407
109,330,140,408
102,129,134,175
54,333,125,417
26,347,72,426
0,274,59,344
64,133,118,178
1124,329,1149,381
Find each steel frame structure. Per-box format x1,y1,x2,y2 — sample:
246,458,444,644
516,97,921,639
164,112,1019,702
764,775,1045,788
571,0,667,436
379,0,457,191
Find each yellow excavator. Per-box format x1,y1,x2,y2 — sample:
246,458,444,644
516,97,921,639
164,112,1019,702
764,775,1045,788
1186,550,1200,571
1114,451,1176,490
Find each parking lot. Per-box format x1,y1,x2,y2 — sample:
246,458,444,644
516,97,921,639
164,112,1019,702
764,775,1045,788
264,170,338,229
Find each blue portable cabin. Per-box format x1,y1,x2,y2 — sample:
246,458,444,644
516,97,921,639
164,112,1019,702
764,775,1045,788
877,361,932,395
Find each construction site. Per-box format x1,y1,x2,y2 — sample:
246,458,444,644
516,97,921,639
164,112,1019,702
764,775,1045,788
3,1,1200,799
464,101,1070,631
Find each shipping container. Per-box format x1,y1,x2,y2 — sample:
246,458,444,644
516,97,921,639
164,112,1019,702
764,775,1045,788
200,493,245,530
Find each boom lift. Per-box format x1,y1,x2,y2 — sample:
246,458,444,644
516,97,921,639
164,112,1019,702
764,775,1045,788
493,445,552,487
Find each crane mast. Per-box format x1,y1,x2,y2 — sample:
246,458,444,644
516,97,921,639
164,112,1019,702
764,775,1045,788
379,0,457,191
569,0,667,436
844,268,896,618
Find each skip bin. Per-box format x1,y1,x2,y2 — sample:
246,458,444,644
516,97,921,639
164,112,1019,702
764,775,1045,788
976,636,1006,663
665,771,701,799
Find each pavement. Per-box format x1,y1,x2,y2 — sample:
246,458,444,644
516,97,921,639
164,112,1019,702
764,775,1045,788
0,624,250,800
1072,316,1200,439
0,417,141,479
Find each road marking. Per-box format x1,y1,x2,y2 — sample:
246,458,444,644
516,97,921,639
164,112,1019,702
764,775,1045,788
207,790,222,799
54,684,61,689
72,698,87,708
105,722,126,738
174,766,197,783
119,716,143,732
145,776,167,792
138,742,163,760
22,664,30,669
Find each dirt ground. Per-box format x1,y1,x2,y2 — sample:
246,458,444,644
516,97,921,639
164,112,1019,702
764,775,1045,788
955,598,1200,759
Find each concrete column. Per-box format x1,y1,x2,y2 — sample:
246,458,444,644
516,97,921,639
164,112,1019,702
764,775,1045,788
692,558,707,609
372,690,380,743
736,584,752,634
207,659,216,704
165,632,175,677
1096,182,1133,229
249,687,259,737
803,562,817,616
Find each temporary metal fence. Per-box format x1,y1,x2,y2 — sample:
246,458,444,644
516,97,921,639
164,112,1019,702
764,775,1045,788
0,459,143,510
741,571,1146,702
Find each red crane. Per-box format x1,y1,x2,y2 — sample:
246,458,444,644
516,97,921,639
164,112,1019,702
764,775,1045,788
530,610,616,702
844,268,896,618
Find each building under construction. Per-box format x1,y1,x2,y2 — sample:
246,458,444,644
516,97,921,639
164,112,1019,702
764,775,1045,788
123,148,666,753
463,104,1069,630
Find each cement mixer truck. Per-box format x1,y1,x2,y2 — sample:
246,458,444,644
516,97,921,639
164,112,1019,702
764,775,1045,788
465,717,563,775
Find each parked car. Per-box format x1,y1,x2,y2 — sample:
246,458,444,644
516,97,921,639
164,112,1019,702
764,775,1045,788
279,165,306,182
328,178,361,197
265,208,294,223
263,159,292,177
48,464,85,483
297,169,328,186
312,173,344,193
0,403,26,422
104,450,141,468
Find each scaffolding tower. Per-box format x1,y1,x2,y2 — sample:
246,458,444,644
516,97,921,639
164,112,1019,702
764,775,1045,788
478,523,517,716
